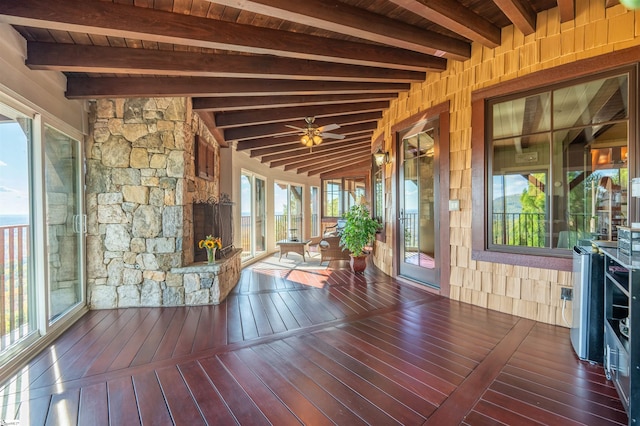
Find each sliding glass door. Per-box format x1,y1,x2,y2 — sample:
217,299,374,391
240,171,266,261
44,125,84,322
0,104,35,355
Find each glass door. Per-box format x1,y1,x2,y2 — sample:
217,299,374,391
240,172,266,261
0,103,36,355
398,125,440,287
44,125,84,322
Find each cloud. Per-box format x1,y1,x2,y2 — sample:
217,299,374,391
0,185,19,193
0,160,6,166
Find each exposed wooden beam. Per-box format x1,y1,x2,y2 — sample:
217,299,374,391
320,161,371,178
606,0,620,7
250,135,372,158
387,0,501,47
286,151,367,173
296,151,369,174
225,111,382,141
236,122,377,150
260,138,371,163
281,145,370,170
214,101,389,128
492,0,536,35
207,0,470,60
65,77,410,99
0,0,445,71
557,0,575,23
193,93,398,112
306,158,371,176
26,42,428,83
196,111,228,148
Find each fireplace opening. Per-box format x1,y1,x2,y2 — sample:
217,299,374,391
193,194,234,262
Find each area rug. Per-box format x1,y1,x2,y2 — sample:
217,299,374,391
247,252,328,271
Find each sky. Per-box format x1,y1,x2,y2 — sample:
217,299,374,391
0,122,30,216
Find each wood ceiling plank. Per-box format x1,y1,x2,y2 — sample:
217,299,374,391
291,150,368,173
206,0,470,60
224,111,382,141
0,0,444,71
193,93,397,112
279,145,370,170
249,135,372,157
492,0,536,35
65,76,410,98
387,0,501,47
236,122,377,150
259,137,371,162
285,150,367,172
214,101,389,128
318,160,371,178
305,157,371,176
25,42,429,82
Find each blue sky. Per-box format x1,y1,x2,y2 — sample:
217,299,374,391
0,122,30,215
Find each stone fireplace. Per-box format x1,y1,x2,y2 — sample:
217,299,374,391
85,97,241,309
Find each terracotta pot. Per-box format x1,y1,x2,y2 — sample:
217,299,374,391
349,254,368,273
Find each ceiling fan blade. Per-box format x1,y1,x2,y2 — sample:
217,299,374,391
320,132,345,139
318,123,340,132
285,124,305,131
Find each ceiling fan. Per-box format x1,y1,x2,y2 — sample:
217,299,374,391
286,116,345,147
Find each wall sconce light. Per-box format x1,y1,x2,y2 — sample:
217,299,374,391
373,147,389,167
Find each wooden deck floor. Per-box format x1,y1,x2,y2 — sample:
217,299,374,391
0,256,627,425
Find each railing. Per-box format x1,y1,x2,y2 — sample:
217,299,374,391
402,212,418,248
240,215,251,258
1,224,30,352
491,212,591,248
274,214,302,241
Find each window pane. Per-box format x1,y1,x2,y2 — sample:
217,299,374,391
311,186,320,236
255,178,266,255
553,75,628,128
290,185,303,239
274,182,288,241
323,179,341,217
553,122,628,246
493,92,551,139
240,174,251,259
45,125,83,321
491,134,550,248
0,106,35,354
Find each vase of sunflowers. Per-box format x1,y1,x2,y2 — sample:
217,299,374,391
199,235,222,264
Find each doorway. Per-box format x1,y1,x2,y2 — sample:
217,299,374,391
397,119,440,288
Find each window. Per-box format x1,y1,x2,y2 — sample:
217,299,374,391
240,171,266,261
274,182,303,241
323,179,341,217
487,71,631,256
310,186,320,236
372,161,384,224
322,177,366,218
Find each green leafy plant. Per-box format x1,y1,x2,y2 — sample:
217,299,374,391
339,204,381,255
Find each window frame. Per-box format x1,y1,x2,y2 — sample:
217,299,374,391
321,176,367,219
472,58,638,271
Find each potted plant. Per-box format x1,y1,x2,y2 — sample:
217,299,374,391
340,204,381,273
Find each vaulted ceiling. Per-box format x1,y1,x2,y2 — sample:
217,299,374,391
0,0,583,177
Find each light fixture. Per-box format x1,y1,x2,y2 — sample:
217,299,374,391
312,134,323,145
300,134,312,147
373,147,389,166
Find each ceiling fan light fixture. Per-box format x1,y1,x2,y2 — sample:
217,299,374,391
300,134,312,147
313,134,323,145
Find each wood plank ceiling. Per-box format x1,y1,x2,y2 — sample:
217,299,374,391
0,0,568,177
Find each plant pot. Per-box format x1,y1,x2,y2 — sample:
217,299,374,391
349,254,368,273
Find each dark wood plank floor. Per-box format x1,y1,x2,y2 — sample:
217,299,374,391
0,255,627,425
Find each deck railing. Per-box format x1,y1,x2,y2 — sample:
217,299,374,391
1,224,30,352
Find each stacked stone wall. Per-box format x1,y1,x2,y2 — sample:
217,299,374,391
85,97,225,308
